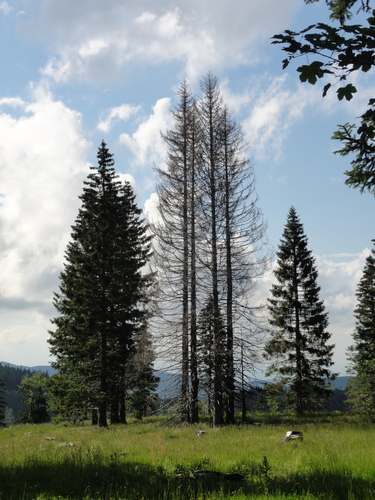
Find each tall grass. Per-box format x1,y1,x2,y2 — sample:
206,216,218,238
1,414,375,499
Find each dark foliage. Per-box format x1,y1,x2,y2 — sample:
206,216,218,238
49,141,152,426
347,243,375,410
265,207,336,414
17,371,50,424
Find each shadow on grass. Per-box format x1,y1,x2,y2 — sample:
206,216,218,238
0,458,374,499
0,457,249,500
268,468,375,500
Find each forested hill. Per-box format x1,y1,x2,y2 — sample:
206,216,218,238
0,364,37,392
1,361,351,391
0,362,56,378
0,362,351,419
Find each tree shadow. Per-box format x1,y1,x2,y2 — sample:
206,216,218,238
0,459,374,499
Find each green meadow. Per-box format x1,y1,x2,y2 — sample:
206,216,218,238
1,414,375,500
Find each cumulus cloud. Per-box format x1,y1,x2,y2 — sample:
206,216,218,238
144,192,160,226
0,83,91,362
97,104,141,133
118,172,136,187
313,251,369,374
317,249,370,312
119,97,172,167
20,0,301,84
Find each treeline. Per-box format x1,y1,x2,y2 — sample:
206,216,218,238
0,365,33,423
0,363,350,427
0,363,160,426
1,70,374,427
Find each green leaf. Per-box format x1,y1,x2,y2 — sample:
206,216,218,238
337,84,357,101
297,61,325,85
322,83,331,97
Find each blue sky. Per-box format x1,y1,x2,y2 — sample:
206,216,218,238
0,0,374,375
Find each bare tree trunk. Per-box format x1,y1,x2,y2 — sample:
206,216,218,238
181,136,190,422
153,81,198,423
190,130,199,423
99,330,108,427
223,109,235,424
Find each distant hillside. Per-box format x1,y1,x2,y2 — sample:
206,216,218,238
1,362,352,392
333,376,351,391
0,362,57,377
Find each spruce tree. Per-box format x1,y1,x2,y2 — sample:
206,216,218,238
347,243,375,410
197,295,226,416
49,141,151,426
153,74,268,425
152,81,200,422
197,73,268,424
18,372,50,424
0,375,5,427
126,323,160,419
265,206,336,414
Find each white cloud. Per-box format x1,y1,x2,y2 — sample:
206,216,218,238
316,250,369,374
97,104,141,133
118,172,135,187
0,2,12,15
24,0,301,84
242,74,320,162
0,85,90,365
119,97,172,167
0,83,91,361
0,310,52,366
0,97,25,108
144,192,159,226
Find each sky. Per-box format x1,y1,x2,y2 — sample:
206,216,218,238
0,0,374,376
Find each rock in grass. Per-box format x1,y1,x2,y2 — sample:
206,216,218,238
281,431,303,443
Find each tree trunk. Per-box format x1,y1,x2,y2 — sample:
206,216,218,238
190,135,199,424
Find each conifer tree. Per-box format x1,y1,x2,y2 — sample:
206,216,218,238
18,372,50,424
265,206,336,414
197,73,268,424
126,323,160,419
49,141,151,426
152,81,200,422
153,74,268,425
0,375,5,427
197,295,226,416
347,243,375,410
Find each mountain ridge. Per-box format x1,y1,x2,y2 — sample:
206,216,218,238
1,361,351,390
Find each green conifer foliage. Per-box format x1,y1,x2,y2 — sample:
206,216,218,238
18,372,50,424
347,243,375,410
197,295,226,416
49,141,152,426
126,323,160,420
0,375,5,426
265,207,336,414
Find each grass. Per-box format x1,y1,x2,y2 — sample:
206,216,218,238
1,414,375,499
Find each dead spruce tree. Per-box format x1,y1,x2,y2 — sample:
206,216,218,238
152,81,200,422
196,73,269,424
152,74,268,425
